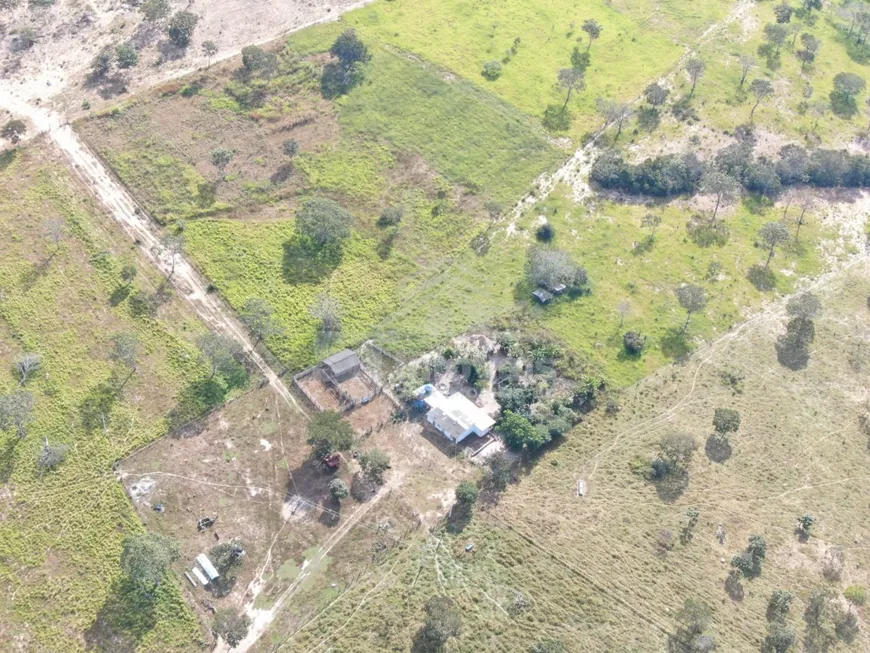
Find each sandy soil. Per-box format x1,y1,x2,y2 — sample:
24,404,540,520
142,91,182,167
1,0,373,122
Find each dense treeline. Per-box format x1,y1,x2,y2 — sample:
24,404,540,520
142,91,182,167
590,142,870,197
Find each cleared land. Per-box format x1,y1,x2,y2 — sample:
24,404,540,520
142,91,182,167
260,259,870,652
77,30,562,371
0,141,238,651
340,0,735,139
118,379,478,649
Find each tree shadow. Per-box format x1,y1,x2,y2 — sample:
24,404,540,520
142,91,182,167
724,570,744,601
446,505,472,534
0,148,17,172
775,340,809,371
830,92,858,119
660,328,693,360
19,258,54,291
686,216,729,247
705,434,733,463
167,378,232,429
747,265,776,291
271,164,294,184
282,238,343,285
653,469,690,503
109,285,132,307
156,39,188,62
318,497,342,528
350,472,379,502
80,379,121,432
84,577,158,652
637,106,660,131
0,437,21,484
631,235,655,255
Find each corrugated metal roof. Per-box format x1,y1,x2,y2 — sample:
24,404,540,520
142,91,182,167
196,553,220,580
322,349,360,377
191,567,209,585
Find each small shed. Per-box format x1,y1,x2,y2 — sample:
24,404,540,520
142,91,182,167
322,349,361,382
191,567,209,586
196,553,220,581
550,283,567,295
532,289,553,304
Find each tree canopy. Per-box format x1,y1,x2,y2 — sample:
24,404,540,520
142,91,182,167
120,533,180,592
295,198,353,249
307,411,354,458
166,11,198,47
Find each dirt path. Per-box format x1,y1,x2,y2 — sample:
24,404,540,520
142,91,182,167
214,487,388,653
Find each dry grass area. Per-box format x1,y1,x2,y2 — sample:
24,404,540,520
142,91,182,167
118,381,477,647
260,259,870,652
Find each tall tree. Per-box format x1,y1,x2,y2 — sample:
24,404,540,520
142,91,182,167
558,67,586,109
210,147,234,179
109,333,140,390
166,11,198,47
596,98,633,138
295,198,353,249
359,448,391,484
16,353,41,386
43,217,66,258
641,213,662,238
764,23,788,56
674,284,708,333
37,438,68,473
159,233,185,281
201,40,219,68
774,3,794,23
239,298,283,347
738,55,756,87
416,596,462,650
581,19,603,52
306,410,354,458
0,391,35,439
797,33,821,72
2,119,27,144
700,169,741,220
759,222,790,268
644,82,670,106
120,533,180,593
685,58,706,97
197,332,242,380
749,78,774,123
310,293,342,342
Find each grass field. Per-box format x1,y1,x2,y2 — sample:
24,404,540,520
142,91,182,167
375,179,834,387
338,0,735,139
77,29,562,372
0,142,224,652
625,1,870,151
257,258,870,652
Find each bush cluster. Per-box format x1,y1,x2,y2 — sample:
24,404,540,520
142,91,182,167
592,142,870,197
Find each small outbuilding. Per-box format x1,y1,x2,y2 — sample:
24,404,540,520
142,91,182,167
196,553,220,581
322,349,361,382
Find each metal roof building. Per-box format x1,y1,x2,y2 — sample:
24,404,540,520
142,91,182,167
322,349,361,381
414,385,495,443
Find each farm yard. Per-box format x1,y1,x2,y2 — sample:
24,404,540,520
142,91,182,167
2,0,870,651
259,259,870,653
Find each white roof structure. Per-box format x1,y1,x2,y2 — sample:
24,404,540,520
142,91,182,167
191,567,209,586
196,553,220,580
415,386,495,443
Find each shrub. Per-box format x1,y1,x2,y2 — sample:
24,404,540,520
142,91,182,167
166,11,198,47
455,480,479,506
590,151,703,196
481,60,503,80
295,198,353,248
535,222,555,242
542,104,571,131
359,449,391,484
377,206,404,227
623,331,646,355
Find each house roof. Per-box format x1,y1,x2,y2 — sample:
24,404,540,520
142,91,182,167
420,388,496,437
322,349,360,377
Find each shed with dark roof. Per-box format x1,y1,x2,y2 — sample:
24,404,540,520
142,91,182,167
322,349,361,381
